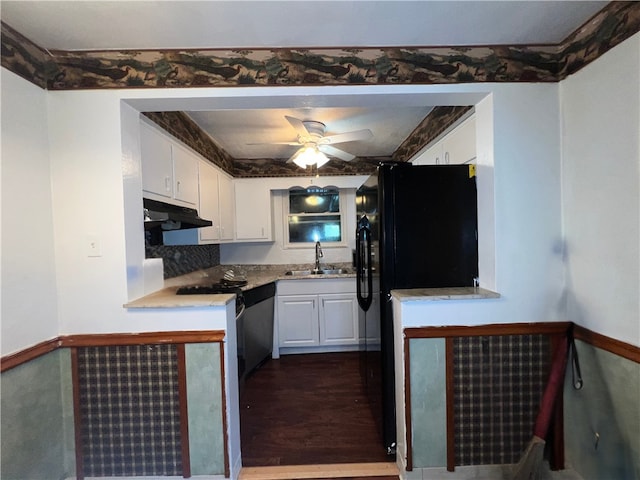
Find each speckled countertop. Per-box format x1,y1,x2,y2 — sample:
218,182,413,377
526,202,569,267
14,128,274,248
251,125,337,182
124,263,355,308
391,287,500,301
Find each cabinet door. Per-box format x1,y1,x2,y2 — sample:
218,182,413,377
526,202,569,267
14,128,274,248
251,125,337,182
198,161,221,242
277,295,319,347
171,144,198,205
442,115,476,164
413,142,443,165
319,294,359,345
234,182,272,241
140,122,173,198
218,173,235,241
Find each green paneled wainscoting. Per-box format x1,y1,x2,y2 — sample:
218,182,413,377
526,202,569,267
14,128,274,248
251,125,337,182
402,323,639,477
563,329,640,480
1,331,227,480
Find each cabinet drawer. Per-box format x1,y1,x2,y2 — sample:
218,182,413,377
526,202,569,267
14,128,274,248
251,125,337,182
277,278,356,296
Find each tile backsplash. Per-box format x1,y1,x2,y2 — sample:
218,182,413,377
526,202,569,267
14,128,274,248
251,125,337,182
146,244,220,278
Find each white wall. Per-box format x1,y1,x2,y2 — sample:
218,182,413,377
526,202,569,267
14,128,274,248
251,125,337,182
1,69,59,355
2,76,566,351
0,77,236,474
401,82,564,327
560,32,640,346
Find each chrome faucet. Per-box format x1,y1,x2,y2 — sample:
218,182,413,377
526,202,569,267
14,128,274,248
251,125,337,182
314,241,323,271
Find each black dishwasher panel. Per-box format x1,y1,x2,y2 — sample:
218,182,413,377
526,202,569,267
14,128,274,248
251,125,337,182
243,282,276,308
238,282,276,388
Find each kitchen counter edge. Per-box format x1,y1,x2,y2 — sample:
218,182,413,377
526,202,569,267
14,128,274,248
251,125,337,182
391,287,500,302
124,265,355,309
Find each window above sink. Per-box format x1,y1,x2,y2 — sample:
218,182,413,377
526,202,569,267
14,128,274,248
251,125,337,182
285,187,347,248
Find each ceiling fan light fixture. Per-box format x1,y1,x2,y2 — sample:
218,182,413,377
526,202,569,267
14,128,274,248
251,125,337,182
292,146,330,169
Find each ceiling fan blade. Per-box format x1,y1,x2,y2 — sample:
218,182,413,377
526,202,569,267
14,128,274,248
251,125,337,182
285,115,311,138
246,141,300,146
320,129,373,145
319,145,356,162
285,148,303,164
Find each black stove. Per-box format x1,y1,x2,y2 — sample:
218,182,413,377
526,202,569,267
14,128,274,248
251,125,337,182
176,284,235,295
175,279,247,295
176,281,246,316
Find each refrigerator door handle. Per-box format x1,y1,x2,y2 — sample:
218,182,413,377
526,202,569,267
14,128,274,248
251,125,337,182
356,221,373,311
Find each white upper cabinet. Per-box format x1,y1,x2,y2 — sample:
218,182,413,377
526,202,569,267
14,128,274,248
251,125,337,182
164,159,235,245
218,174,235,241
413,115,476,165
234,181,273,242
441,114,476,165
140,121,198,206
170,143,199,205
198,160,222,243
140,121,173,199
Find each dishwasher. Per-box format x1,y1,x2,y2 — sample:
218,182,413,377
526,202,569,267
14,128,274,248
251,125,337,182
236,282,276,385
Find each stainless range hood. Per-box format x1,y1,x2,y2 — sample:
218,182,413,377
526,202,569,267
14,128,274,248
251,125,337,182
143,198,212,231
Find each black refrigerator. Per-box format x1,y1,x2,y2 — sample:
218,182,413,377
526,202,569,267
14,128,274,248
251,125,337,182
355,162,479,455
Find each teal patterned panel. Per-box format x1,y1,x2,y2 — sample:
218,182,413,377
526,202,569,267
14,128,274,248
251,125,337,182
0,349,74,480
564,340,640,479
410,337,448,467
76,345,182,476
185,342,225,475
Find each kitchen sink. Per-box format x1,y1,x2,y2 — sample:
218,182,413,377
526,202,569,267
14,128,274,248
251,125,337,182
285,268,350,276
316,268,350,275
285,269,313,276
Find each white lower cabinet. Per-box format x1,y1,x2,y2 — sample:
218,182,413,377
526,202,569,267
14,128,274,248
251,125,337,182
276,279,359,352
319,294,359,345
277,295,319,347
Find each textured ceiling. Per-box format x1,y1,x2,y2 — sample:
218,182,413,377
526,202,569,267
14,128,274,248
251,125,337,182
1,1,608,51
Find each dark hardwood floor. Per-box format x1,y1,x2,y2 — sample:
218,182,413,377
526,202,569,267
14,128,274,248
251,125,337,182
239,352,392,467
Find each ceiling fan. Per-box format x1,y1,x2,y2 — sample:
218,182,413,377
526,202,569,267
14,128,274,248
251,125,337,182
250,115,373,168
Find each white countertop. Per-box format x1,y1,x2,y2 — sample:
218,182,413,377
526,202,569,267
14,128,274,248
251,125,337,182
391,286,500,302
125,264,498,308
124,263,355,308
124,288,237,308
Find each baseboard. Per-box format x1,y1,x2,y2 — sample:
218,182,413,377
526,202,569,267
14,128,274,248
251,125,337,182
238,462,399,480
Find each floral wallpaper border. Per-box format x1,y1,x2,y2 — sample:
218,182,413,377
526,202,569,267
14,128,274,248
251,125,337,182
142,106,471,177
2,2,638,91
2,2,638,177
